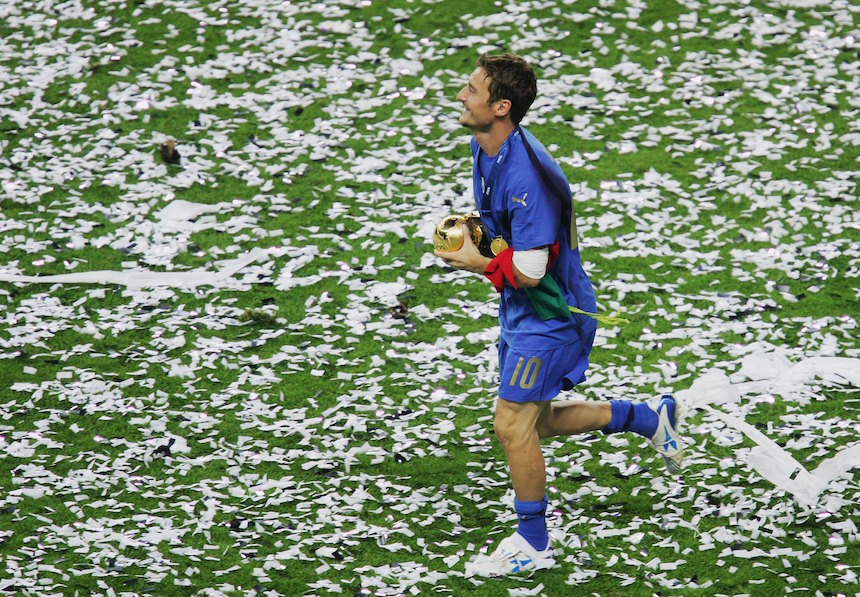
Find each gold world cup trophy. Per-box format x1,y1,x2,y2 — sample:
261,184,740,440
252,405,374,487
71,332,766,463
433,211,507,258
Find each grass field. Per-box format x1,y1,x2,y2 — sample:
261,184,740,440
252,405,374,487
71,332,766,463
0,0,858,595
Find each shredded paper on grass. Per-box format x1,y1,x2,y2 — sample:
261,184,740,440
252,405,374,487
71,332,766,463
0,0,857,595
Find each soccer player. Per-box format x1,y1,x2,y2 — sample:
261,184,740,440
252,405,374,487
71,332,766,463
434,53,685,577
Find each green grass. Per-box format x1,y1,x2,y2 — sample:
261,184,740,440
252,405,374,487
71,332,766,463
0,0,857,595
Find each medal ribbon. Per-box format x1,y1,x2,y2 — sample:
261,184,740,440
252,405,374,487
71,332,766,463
476,130,519,244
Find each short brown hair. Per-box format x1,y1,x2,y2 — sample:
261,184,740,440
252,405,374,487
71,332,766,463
476,53,537,125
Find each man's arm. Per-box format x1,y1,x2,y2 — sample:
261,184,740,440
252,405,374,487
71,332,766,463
511,247,548,288
435,224,545,288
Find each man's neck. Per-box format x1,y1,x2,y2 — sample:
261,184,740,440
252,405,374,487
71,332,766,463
474,121,516,157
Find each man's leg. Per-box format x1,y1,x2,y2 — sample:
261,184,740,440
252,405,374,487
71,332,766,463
494,398,552,552
536,399,659,438
494,398,548,501
535,400,610,438
536,396,685,473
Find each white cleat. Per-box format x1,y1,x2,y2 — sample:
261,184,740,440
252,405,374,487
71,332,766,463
466,532,556,578
650,394,685,474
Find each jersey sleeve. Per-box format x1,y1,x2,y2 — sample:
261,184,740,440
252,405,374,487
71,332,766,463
507,169,561,251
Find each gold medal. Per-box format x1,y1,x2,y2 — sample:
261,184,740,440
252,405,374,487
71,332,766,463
490,236,508,256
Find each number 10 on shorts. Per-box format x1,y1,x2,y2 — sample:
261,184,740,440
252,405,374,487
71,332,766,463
509,356,542,389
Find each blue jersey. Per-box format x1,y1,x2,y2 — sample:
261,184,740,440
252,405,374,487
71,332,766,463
471,128,597,366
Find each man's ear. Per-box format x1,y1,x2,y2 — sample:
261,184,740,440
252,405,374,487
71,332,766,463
493,99,512,118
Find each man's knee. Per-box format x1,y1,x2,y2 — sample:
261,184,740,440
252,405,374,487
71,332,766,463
494,399,543,448
493,409,515,446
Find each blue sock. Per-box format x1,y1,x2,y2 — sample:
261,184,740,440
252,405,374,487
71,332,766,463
604,400,658,438
514,496,549,552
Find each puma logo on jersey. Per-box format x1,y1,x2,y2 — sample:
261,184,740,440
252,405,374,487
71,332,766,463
512,193,528,206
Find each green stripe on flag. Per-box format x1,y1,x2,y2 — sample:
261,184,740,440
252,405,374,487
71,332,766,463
525,276,629,325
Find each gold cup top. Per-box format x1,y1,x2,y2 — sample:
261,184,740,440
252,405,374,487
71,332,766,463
433,214,466,252
433,211,497,257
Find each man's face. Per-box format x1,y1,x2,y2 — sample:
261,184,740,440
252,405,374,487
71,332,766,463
456,67,498,132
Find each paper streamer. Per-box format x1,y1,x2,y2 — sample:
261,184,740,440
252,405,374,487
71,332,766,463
732,351,860,390
677,367,860,508
700,403,859,508
0,248,270,289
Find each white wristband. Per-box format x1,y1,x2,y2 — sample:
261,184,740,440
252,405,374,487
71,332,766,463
512,247,549,279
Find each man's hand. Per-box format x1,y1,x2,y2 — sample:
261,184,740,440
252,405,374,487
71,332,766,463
434,224,492,274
